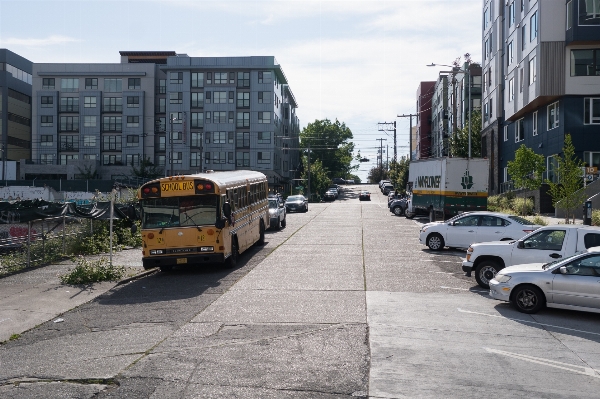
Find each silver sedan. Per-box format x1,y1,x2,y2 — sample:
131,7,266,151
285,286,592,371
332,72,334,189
489,248,600,314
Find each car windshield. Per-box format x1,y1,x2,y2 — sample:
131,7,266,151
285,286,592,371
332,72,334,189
509,215,535,225
141,195,218,229
287,196,303,201
268,200,278,209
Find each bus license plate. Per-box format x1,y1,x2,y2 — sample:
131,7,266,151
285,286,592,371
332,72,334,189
177,258,187,264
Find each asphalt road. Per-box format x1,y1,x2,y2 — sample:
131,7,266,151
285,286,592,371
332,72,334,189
1,185,600,398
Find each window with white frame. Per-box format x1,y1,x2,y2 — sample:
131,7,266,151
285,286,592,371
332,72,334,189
519,67,524,92
529,57,536,84
515,118,524,142
579,0,600,25
507,41,514,66
504,125,508,141
533,111,538,135
509,2,515,26
504,167,508,183
547,102,559,130
547,155,559,183
508,78,514,101
567,1,573,30
584,98,600,124
530,11,538,40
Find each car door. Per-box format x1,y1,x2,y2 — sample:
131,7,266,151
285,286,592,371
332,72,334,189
445,215,480,247
511,229,567,265
551,254,600,309
478,215,508,242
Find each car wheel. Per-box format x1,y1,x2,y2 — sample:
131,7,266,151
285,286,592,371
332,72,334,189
474,261,501,289
225,237,238,269
393,206,405,216
304,205,308,212
281,217,287,228
511,285,546,314
426,233,444,251
405,211,415,219
276,217,282,230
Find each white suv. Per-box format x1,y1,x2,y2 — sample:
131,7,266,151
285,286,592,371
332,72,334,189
268,197,287,230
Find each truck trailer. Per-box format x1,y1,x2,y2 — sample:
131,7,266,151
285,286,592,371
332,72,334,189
405,158,489,221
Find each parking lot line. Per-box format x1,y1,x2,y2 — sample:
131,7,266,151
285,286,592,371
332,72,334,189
485,348,600,379
458,308,600,337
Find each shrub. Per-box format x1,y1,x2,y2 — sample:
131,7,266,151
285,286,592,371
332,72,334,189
487,195,502,212
60,256,125,285
593,209,600,227
511,197,534,215
526,215,548,226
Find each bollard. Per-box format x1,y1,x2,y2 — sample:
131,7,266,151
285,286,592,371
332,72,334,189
583,200,592,226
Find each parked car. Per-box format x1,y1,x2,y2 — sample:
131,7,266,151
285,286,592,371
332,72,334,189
332,178,346,185
323,190,336,201
389,198,408,216
463,225,600,288
387,192,403,207
346,179,355,184
379,180,391,190
419,212,541,252
285,195,308,212
268,197,287,230
359,191,371,201
489,247,600,314
382,183,394,195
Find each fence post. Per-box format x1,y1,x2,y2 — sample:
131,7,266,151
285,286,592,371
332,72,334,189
27,220,31,268
62,215,66,254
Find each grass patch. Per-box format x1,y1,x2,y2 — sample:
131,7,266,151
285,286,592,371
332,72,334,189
60,256,126,285
9,333,20,341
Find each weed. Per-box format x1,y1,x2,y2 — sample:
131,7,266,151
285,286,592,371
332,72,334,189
9,333,20,341
60,256,126,285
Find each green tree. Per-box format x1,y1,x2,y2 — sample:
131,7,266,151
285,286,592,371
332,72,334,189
131,156,163,180
546,134,588,224
387,157,410,194
367,165,388,184
507,144,546,215
346,174,361,184
449,108,482,158
301,119,356,179
300,156,330,202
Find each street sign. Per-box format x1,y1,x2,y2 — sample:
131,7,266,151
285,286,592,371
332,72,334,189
587,175,594,182
295,186,303,190
586,167,598,174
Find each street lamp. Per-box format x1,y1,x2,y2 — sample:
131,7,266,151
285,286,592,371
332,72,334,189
428,62,472,158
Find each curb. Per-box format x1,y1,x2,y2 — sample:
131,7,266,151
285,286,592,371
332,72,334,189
116,268,158,285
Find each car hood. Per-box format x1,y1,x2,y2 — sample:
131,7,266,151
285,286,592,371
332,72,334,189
472,240,516,248
421,221,445,229
499,263,546,274
286,200,303,204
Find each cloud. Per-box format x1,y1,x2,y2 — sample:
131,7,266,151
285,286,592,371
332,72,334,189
1,35,82,47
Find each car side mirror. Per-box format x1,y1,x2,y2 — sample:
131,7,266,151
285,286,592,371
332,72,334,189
517,240,525,249
560,266,568,274
223,202,232,218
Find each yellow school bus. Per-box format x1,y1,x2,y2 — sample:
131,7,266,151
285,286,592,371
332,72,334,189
137,170,268,271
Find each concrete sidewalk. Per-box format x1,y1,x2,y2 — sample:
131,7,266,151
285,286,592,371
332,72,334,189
0,248,149,343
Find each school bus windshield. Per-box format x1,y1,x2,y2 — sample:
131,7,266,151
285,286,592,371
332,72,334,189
141,195,218,229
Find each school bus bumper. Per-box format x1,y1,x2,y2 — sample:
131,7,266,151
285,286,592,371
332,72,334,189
142,253,226,269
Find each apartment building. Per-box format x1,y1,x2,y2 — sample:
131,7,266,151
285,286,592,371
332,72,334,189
498,0,600,191
26,52,300,191
0,49,33,179
415,81,435,159
431,75,449,158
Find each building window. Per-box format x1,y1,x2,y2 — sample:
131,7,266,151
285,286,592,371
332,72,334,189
258,92,271,104
236,152,250,167
103,154,122,165
583,151,600,168
521,25,526,49
504,125,508,142
158,79,166,94
126,116,139,128
60,154,78,165
191,132,202,148
547,155,559,183
484,7,490,28
191,92,204,108
236,132,250,148
191,112,204,128
257,152,271,165
533,111,538,135
156,155,165,166
85,78,98,90
579,0,600,25
41,96,53,108
170,112,183,124
529,57,536,84
42,78,55,90
489,98,493,119
229,91,234,104
212,151,226,164
237,92,250,107
258,112,271,123
258,131,271,144
60,97,79,112
237,72,249,88
509,2,515,26
213,91,227,103
584,98,600,124
84,96,96,108
104,78,122,92
41,116,53,127
229,72,235,84
530,11,538,40
570,49,600,76
83,135,96,147
171,130,182,141
237,112,250,128
567,1,573,30
258,71,272,84
519,67,524,92
103,135,122,151
84,115,97,128
191,72,204,88
547,102,559,130
59,135,79,151
41,135,53,146
103,97,122,112
484,102,489,122
504,167,508,183
204,151,211,164
206,72,212,85
103,116,122,132
170,92,183,104
128,78,141,90
191,152,201,167
213,111,227,124
126,154,140,166
487,67,492,88
60,116,79,132
61,78,79,92
515,118,524,142
214,72,227,84
507,41,514,66
170,72,183,84
228,152,234,164
157,98,166,113
213,131,226,144
126,96,139,108
508,78,514,101
484,36,490,60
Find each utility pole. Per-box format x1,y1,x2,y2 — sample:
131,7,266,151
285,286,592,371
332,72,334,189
307,142,311,201
397,113,418,161
376,138,387,169
377,122,397,162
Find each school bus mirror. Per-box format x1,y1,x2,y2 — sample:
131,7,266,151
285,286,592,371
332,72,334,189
223,202,232,219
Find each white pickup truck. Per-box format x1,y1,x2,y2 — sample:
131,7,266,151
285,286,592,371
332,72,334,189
462,225,600,288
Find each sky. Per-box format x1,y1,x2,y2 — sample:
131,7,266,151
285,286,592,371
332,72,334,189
0,0,482,181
